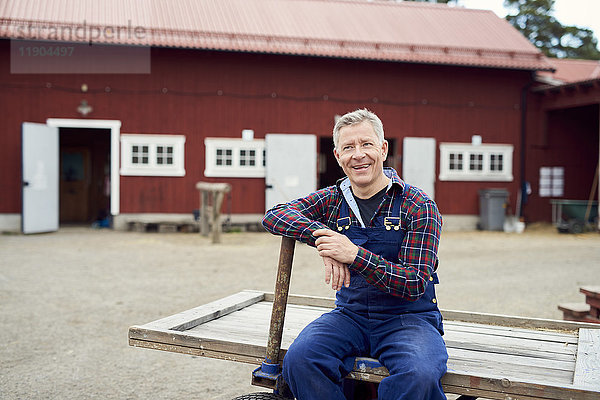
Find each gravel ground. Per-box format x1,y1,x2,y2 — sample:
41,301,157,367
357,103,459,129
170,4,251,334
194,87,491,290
1,225,599,399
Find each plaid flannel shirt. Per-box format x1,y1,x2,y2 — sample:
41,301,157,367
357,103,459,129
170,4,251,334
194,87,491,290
262,168,442,301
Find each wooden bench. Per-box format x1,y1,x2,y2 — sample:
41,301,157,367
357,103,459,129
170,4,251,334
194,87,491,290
558,286,600,323
130,289,600,399
127,221,198,233
581,286,600,319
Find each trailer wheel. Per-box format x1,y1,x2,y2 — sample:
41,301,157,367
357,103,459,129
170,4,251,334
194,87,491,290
231,393,290,400
568,219,584,234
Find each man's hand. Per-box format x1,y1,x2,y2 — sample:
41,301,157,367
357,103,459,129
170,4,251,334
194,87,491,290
323,256,350,290
313,228,359,265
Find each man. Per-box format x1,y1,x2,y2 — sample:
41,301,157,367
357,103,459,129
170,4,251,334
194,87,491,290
262,109,447,400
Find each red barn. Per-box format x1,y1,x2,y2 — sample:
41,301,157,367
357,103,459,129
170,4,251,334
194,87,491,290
2,0,596,234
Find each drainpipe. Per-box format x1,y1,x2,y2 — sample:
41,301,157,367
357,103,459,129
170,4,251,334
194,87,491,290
518,71,535,218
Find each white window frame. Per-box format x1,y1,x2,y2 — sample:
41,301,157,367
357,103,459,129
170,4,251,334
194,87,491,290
539,166,564,197
204,138,265,178
439,143,513,181
120,134,185,176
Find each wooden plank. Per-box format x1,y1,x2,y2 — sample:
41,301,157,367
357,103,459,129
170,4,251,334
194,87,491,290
185,302,320,340
143,290,264,331
447,349,573,386
441,384,575,400
443,330,577,362
267,291,600,331
129,325,269,360
442,372,600,400
441,309,600,331
345,368,598,400
580,286,600,299
129,338,264,365
573,328,600,390
447,347,574,376
338,338,575,384
265,292,336,308
443,320,578,344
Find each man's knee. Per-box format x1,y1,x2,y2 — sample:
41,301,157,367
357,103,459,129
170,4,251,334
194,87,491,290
282,337,316,378
405,362,444,385
380,363,446,399
384,351,446,388
282,344,301,376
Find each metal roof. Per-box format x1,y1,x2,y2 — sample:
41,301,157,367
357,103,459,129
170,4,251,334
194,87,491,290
538,58,600,84
0,0,553,70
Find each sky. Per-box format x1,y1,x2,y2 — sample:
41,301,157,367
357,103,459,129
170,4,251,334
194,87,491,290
458,0,600,40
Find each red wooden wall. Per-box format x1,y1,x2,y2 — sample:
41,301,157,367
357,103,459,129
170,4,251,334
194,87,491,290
524,96,599,222
0,39,532,218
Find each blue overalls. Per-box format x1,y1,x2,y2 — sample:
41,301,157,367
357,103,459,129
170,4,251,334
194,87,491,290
282,182,448,400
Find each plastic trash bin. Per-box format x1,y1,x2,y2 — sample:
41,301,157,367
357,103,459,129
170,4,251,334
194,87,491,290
478,189,509,231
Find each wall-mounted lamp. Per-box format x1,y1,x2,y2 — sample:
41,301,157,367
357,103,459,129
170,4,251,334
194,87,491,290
77,100,93,116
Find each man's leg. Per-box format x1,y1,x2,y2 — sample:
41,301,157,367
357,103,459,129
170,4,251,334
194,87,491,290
372,312,448,400
282,308,368,400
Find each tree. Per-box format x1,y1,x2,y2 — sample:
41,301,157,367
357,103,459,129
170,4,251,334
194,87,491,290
504,0,600,60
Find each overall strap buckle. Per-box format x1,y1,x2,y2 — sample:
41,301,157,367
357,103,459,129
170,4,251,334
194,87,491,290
384,217,401,231
336,217,351,231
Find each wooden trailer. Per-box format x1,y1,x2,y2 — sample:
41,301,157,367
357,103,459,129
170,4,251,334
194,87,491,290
129,238,600,399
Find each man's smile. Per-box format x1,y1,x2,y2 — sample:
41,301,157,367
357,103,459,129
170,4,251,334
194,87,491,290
352,164,371,170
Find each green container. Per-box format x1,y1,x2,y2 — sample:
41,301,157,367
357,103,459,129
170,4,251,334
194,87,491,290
550,199,598,233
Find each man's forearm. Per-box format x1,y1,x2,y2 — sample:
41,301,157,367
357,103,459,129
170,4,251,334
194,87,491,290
262,204,328,246
351,247,430,301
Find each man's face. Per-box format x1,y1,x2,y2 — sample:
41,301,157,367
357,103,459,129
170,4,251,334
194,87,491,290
334,120,388,189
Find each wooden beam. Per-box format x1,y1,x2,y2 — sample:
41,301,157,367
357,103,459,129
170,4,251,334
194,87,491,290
141,290,264,331
573,328,600,390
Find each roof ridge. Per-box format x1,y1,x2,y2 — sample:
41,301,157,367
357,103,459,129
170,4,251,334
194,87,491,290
264,0,449,9
267,0,498,13
551,58,600,65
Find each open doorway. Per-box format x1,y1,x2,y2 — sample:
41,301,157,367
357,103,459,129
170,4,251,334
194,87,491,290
318,137,397,189
59,128,111,225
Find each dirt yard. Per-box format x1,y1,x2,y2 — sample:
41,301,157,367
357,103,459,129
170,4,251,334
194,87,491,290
1,225,599,399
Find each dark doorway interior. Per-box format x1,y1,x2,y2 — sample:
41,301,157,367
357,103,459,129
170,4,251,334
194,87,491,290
59,128,111,225
318,137,397,189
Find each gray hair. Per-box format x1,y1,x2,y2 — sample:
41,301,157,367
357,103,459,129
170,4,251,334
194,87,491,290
333,109,385,149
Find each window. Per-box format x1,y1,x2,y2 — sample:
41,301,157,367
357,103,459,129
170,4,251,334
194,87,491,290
469,153,483,171
239,149,256,166
131,145,149,165
120,134,185,176
216,149,233,166
156,146,174,165
539,167,564,197
449,153,463,170
439,143,513,181
205,138,265,178
490,153,504,171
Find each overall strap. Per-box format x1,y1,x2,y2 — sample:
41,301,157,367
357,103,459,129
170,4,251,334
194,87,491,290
338,178,365,228
384,183,407,231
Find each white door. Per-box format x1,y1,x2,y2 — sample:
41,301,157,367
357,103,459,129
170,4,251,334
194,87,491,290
22,122,59,234
402,137,436,200
265,134,317,210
